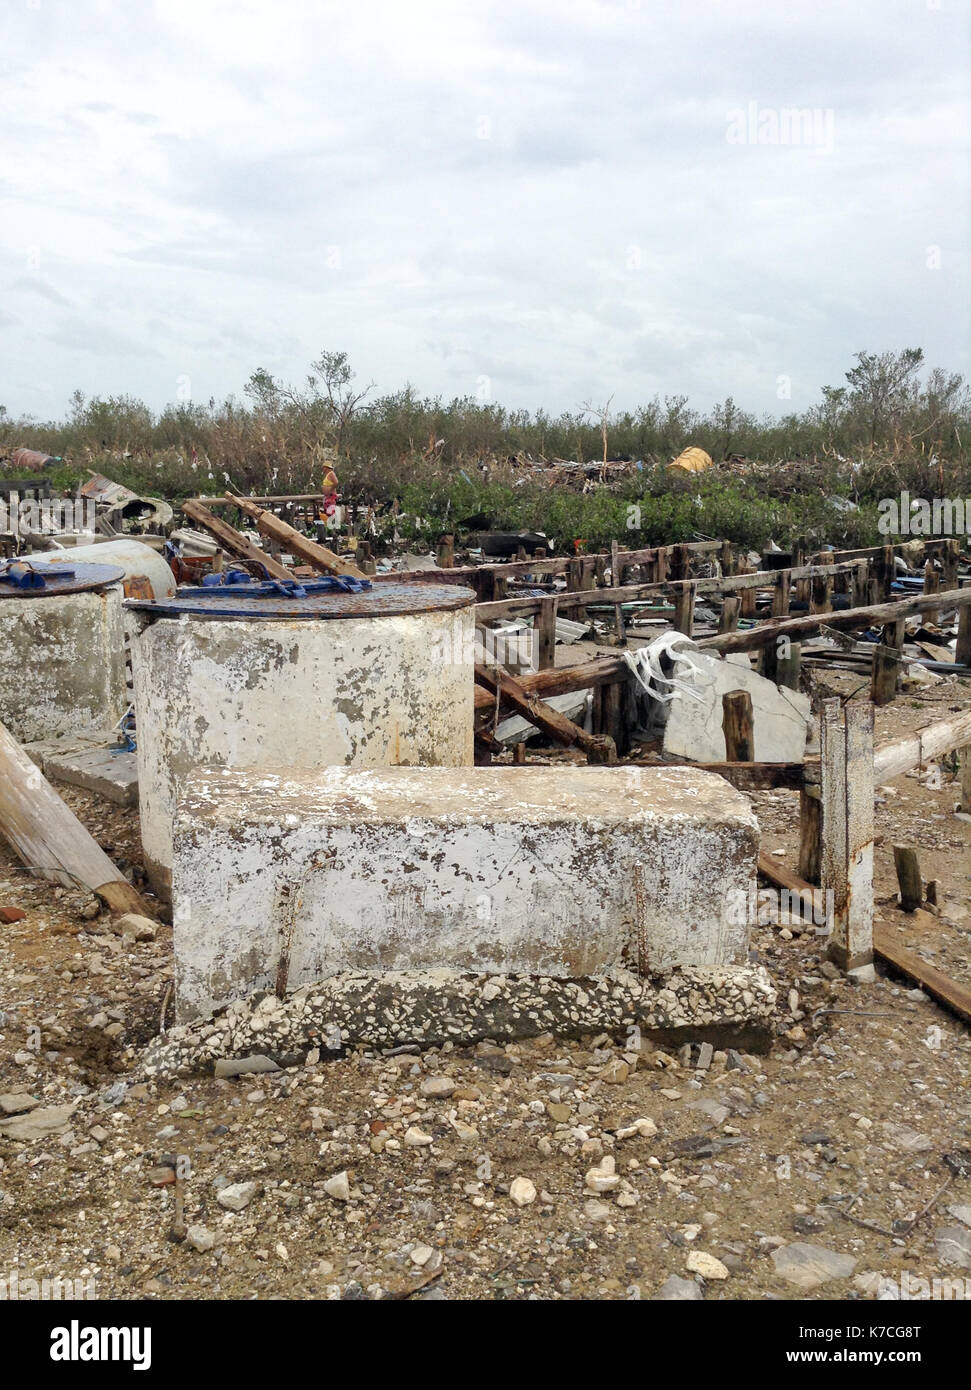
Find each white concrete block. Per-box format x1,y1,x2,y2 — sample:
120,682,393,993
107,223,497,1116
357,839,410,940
662,651,812,763
173,764,760,1021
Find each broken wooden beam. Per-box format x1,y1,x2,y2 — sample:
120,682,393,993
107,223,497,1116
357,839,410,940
872,708,971,782
474,664,617,764
0,717,154,916
757,851,971,1023
181,499,292,581
226,493,368,580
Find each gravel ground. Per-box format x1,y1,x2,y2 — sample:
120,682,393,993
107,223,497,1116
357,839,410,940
1,675,969,1302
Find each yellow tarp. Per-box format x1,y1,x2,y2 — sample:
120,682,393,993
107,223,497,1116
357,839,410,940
667,446,713,476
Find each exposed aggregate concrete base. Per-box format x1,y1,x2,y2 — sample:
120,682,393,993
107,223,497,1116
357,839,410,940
139,964,777,1078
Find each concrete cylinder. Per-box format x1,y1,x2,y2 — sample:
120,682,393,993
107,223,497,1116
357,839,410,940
130,589,475,896
30,540,176,600
0,584,127,743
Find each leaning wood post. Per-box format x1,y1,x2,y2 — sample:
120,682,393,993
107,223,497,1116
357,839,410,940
871,616,905,706
536,596,557,671
798,787,822,885
0,718,155,917
673,581,695,637
718,595,740,634
821,699,874,972
923,559,940,625
722,690,754,761
957,605,971,667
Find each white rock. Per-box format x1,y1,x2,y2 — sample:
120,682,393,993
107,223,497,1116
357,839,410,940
585,1155,620,1193
216,1181,259,1212
686,1251,729,1280
404,1126,434,1146
323,1171,351,1201
419,1076,454,1098
186,1225,215,1253
410,1243,434,1266
509,1177,537,1207
615,1117,658,1140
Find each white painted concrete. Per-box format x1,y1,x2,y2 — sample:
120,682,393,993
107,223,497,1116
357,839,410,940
662,651,812,762
172,763,759,1021
132,606,475,895
0,586,127,743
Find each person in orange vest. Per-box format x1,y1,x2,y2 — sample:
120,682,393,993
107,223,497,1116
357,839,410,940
319,452,339,521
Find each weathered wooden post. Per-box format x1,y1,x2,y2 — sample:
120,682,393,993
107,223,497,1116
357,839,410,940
718,595,740,634
923,559,940,625
957,604,971,668
722,690,754,761
536,596,557,671
871,615,905,705
892,845,923,912
673,581,696,637
821,699,874,972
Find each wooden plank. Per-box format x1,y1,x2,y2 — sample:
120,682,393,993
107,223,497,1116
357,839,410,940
227,493,367,580
181,499,292,581
681,761,806,790
0,718,154,916
871,927,971,1025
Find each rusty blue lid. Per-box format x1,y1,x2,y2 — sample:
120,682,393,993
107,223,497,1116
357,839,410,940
0,560,126,598
126,574,475,620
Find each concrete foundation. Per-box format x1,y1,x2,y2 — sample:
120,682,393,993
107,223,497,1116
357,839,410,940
131,605,475,898
139,963,778,1079
0,587,127,743
172,764,759,1022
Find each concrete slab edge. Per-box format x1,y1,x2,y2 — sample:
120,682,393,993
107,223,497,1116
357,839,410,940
138,964,777,1079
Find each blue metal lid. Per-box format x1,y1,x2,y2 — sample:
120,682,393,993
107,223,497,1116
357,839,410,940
126,573,475,620
0,560,126,598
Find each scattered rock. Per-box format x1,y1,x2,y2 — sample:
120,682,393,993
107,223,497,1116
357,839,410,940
686,1251,729,1280
655,1274,703,1300
186,1225,215,1253
770,1242,857,1289
585,1156,620,1193
0,1103,76,1141
419,1076,455,1099
213,1055,281,1078
324,1172,351,1202
509,1176,537,1207
216,1181,260,1212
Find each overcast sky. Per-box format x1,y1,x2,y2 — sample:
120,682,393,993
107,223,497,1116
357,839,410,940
2,0,969,423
